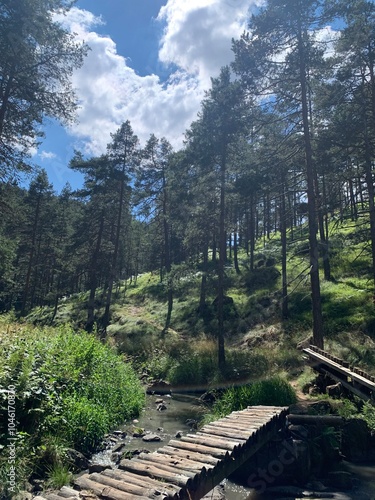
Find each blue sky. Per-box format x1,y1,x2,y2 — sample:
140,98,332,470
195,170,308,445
32,0,338,192
32,0,258,192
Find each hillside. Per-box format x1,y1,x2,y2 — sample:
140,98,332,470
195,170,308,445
24,213,375,387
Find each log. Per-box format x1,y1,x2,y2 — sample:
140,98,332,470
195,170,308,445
167,439,229,459
137,451,211,474
89,472,157,497
182,433,243,450
119,458,194,489
75,474,148,500
195,431,247,444
102,468,181,497
157,445,220,466
201,424,254,440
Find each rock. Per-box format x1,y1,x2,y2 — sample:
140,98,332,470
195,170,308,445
342,419,369,462
112,441,127,453
308,384,320,396
327,471,353,490
12,492,33,500
326,381,342,398
88,463,112,474
112,430,127,439
157,402,167,411
146,380,172,395
155,398,164,404
132,427,145,438
142,433,162,442
65,448,90,471
185,418,198,429
175,431,183,438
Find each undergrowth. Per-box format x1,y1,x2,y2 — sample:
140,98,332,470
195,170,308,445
0,319,145,496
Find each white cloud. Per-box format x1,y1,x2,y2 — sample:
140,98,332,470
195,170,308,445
39,151,57,160
57,2,261,155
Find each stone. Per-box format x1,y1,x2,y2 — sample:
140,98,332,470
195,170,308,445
142,433,162,442
175,431,183,438
185,418,198,429
112,441,127,453
155,398,164,404
88,463,112,473
112,430,127,438
146,380,172,395
342,419,369,462
65,448,90,471
13,492,33,500
326,381,342,398
157,402,167,411
327,471,353,490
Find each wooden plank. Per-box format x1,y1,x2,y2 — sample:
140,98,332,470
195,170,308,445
102,468,181,497
131,457,200,480
207,419,261,431
157,445,220,466
137,451,214,473
184,433,244,450
75,474,149,500
167,440,230,459
304,348,375,391
200,424,254,440
89,472,159,498
195,431,247,444
198,426,256,441
119,458,194,489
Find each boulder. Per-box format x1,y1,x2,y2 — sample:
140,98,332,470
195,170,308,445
65,448,90,471
142,433,162,442
342,419,369,462
146,380,172,395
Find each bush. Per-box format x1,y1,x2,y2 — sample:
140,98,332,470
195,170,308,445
0,321,145,494
206,376,297,421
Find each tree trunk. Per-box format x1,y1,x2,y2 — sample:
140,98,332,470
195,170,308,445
21,196,41,316
87,211,105,332
298,27,324,349
280,177,288,320
217,149,227,370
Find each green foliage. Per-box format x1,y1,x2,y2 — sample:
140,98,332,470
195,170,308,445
205,377,297,421
0,320,144,493
362,401,375,431
45,464,72,489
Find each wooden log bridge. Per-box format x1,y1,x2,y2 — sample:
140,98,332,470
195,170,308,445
72,405,288,500
303,345,375,402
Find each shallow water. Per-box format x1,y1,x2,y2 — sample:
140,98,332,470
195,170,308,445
92,394,375,499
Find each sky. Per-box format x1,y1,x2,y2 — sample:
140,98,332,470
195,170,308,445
34,0,263,192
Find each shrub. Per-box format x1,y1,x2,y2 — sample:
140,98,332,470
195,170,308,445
206,376,297,421
0,321,145,494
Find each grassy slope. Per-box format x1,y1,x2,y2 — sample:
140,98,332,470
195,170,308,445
25,214,375,384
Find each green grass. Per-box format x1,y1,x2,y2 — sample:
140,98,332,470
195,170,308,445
203,376,297,423
0,318,145,495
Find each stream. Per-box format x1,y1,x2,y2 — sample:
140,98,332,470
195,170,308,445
91,393,375,500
